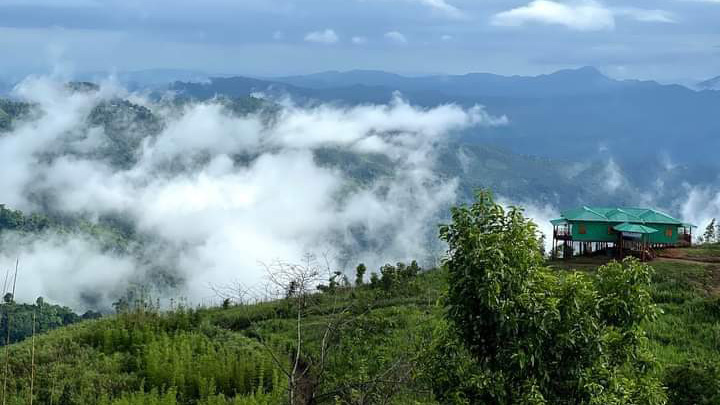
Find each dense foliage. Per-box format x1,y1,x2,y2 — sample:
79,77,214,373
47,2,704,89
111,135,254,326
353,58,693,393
0,297,92,346
0,99,31,132
0,262,442,404
0,204,132,254
0,205,52,234
1,308,286,404
430,190,665,404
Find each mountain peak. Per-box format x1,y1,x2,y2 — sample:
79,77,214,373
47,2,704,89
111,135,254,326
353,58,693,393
548,66,607,79
698,75,720,90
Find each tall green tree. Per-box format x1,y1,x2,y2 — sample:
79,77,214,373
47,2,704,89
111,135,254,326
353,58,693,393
704,219,716,243
426,190,665,404
354,263,367,286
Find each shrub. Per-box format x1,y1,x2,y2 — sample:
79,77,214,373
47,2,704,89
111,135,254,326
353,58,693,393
427,190,665,404
664,360,720,405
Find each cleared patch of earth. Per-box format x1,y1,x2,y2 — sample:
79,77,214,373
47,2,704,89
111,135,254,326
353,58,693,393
657,247,720,263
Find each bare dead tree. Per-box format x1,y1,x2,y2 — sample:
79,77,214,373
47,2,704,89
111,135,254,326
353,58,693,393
1,257,18,405
212,252,417,404
261,253,324,405
209,279,253,306
29,309,36,405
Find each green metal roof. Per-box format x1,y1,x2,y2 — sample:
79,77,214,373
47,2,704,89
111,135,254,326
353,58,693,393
550,218,568,226
605,208,643,223
613,223,659,234
559,206,607,222
638,209,683,224
558,206,684,225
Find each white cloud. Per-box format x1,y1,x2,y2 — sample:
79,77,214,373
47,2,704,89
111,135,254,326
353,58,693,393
441,34,453,41
492,0,675,31
376,0,464,18
0,77,507,309
603,157,627,193
497,196,559,254
385,31,408,44
351,36,368,45
614,8,676,23
414,0,464,18
304,29,339,44
492,0,616,31
0,232,137,311
272,30,284,40
678,185,720,242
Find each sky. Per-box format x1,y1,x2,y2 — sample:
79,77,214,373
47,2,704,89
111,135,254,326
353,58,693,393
0,0,719,83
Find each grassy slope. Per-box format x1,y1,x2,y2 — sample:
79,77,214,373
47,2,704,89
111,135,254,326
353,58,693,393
549,250,720,381
1,250,719,404
0,271,445,404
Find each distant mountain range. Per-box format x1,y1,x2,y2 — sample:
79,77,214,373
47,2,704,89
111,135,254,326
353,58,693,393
168,67,720,176
2,71,717,216
698,76,720,90
3,66,719,207
0,80,11,95
270,66,626,97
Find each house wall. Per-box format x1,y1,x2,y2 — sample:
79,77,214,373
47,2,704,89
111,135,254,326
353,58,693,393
568,221,681,244
570,221,617,242
647,224,679,244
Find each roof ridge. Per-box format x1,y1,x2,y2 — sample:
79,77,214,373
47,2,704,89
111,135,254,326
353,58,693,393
583,206,605,218
619,208,645,222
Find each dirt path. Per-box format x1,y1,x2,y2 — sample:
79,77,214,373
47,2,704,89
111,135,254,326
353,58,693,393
655,257,716,265
656,248,720,264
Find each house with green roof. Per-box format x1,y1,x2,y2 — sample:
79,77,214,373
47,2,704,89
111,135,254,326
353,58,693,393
550,207,695,260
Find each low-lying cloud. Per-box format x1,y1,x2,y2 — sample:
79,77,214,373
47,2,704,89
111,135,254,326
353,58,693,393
0,77,504,310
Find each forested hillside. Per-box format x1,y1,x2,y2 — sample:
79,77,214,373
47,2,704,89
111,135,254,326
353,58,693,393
0,99,30,132
1,80,716,314
0,193,718,404
1,87,705,210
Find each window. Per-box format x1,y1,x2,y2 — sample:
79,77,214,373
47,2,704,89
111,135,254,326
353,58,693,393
578,223,587,234
608,226,613,235
665,227,673,237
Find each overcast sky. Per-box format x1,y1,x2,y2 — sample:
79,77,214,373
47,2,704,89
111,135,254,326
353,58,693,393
1,0,719,82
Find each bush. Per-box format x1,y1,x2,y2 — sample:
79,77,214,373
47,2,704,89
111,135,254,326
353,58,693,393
428,190,665,404
370,261,421,296
664,360,720,405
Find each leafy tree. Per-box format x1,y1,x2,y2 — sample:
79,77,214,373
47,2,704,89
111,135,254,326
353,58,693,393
0,298,81,346
428,190,665,404
704,218,716,243
355,263,367,286
369,272,380,288
371,261,422,296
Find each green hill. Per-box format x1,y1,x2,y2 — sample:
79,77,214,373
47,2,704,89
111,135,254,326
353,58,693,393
0,108,9,131
0,249,717,404
0,99,31,132
0,262,443,404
